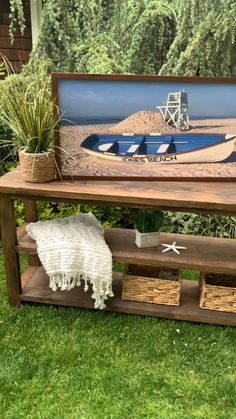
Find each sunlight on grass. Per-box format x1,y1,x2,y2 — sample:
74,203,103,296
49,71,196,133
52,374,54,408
0,251,235,418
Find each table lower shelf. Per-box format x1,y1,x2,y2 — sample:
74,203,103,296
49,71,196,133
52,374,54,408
20,267,236,326
17,226,236,275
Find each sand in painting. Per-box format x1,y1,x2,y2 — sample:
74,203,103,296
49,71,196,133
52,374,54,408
59,111,236,179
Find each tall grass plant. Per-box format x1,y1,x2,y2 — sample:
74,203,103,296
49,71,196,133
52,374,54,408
0,59,58,158
133,209,164,233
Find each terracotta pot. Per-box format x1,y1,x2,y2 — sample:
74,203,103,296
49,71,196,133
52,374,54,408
135,229,160,248
18,149,55,183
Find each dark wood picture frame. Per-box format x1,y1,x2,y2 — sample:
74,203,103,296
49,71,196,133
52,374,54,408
52,72,236,181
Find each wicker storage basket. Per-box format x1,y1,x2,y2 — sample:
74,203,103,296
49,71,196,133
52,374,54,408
19,149,55,183
200,272,236,313
122,264,182,306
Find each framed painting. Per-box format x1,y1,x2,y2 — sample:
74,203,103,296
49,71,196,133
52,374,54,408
52,73,236,181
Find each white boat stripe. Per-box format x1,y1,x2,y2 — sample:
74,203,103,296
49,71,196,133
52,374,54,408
98,143,114,151
127,145,140,153
157,144,169,153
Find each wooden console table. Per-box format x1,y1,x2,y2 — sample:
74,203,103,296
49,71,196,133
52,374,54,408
0,167,236,326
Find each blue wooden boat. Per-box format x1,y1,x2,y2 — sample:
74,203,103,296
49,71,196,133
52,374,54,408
80,133,236,163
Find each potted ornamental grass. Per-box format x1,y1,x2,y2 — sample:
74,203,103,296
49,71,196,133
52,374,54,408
133,208,164,248
0,59,58,182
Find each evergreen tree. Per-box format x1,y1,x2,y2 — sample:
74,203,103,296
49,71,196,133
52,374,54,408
127,0,175,74
160,0,236,76
9,0,236,76
33,0,105,71
33,0,176,74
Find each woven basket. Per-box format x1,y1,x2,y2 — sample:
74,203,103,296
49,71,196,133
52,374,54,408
122,264,182,306
19,149,55,183
200,272,236,313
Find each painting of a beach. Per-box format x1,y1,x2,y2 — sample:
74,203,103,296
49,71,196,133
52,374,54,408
53,74,236,180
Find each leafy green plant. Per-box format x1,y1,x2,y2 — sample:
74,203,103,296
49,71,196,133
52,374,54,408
0,161,16,177
79,205,133,228
133,209,164,233
0,59,58,157
0,123,14,162
163,211,236,239
11,199,236,240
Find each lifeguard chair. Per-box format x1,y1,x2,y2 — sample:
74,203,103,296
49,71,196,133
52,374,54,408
156,90,190,131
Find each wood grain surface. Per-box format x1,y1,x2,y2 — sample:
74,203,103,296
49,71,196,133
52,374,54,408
17,227,236,275
1,168,236,324
0,194,21,305
20,267,236,326
1,168,236,214
23,200,40,266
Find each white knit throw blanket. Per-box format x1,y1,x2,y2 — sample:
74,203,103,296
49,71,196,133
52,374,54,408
26,213,113,309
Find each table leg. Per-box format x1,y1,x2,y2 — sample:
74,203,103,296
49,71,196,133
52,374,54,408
0,194,21,305
23,199,40,266
23,199,38,223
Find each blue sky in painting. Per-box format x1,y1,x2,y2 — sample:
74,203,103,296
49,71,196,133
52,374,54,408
58,79,236,125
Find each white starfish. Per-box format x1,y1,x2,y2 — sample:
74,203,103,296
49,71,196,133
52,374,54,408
161,241,187,255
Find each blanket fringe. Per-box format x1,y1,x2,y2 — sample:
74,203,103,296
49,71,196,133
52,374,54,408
27,213,113,310
49,272,114,310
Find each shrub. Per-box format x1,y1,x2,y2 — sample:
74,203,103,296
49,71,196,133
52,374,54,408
0,123,14,162
13,202,236,240
163,211,236,239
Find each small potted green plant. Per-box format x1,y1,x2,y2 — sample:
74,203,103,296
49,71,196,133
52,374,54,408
0,59,58,182
133,209,164,248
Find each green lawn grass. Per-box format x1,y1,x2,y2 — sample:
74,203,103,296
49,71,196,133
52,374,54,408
0,251,236,419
